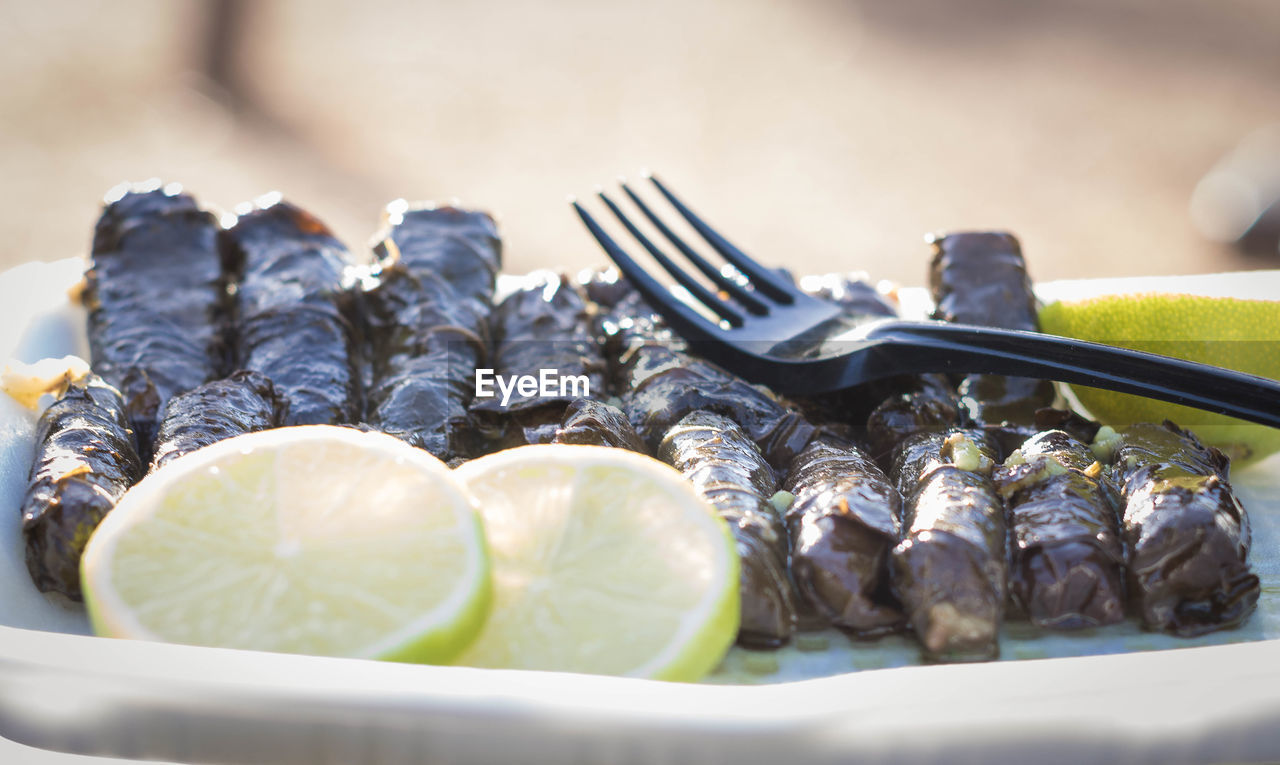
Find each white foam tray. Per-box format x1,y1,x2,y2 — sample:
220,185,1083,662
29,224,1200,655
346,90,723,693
3,259,1280,764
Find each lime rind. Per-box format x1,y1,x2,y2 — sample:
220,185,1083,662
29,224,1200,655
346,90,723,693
615,467,740,681
641,544,739,683
369,507,492,664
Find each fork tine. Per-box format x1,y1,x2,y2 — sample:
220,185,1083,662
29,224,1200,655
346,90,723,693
647,173,797,304
618,181,771,316
597,190,744,327
571,199,730,342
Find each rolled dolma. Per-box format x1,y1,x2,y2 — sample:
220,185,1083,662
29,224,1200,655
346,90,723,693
658,411,797,648
470,271,607,450
576,266,634,311
362,203,501,460
928,232,1055,425
1106,420,1230,480
929,231,1039,334
1103,421,1258,635
979,407,1102,466
788,273,904,434
150,370,286,470
994,430,1125,629
891,427,997,497
782,435,905,637
890,430,1006,661
20,375,143,600
780,276,910,626
551,398,645,452
865,374,968,470
1033,407,1102,446
605,291,815,470
87,182,229,458
222,195,361,427
799,272,899,322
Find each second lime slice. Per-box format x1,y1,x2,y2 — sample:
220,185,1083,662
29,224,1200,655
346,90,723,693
453,444,739,681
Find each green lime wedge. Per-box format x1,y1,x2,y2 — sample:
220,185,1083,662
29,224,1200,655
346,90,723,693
1039,293,1280,466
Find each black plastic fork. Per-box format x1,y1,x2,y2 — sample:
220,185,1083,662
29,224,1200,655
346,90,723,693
572,174,1280,428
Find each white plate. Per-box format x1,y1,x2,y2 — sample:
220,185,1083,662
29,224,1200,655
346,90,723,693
3,259,1280,764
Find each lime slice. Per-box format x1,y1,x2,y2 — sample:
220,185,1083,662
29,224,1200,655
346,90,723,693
1039,293,1280,465
80,425,491,663
453,444,739,681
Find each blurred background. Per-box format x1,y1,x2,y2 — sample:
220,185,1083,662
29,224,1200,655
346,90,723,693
1,0,1279,286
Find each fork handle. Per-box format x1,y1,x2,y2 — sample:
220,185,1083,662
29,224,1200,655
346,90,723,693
833,320,1280,428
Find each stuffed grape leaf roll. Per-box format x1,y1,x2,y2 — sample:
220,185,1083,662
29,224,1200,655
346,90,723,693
20,375,142,600
890,429,1006,661
605,291,815,471
865,374,968,470
362,202,501,461
550,398,645,452
782,435,904,637
658,411,798,648
87,182,229,458
994,429,1126,629
150,370,286,470
221,194,361,427
799,272,899,324
1102,421,1258,635
928,231,1055,425
470,271,606,450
